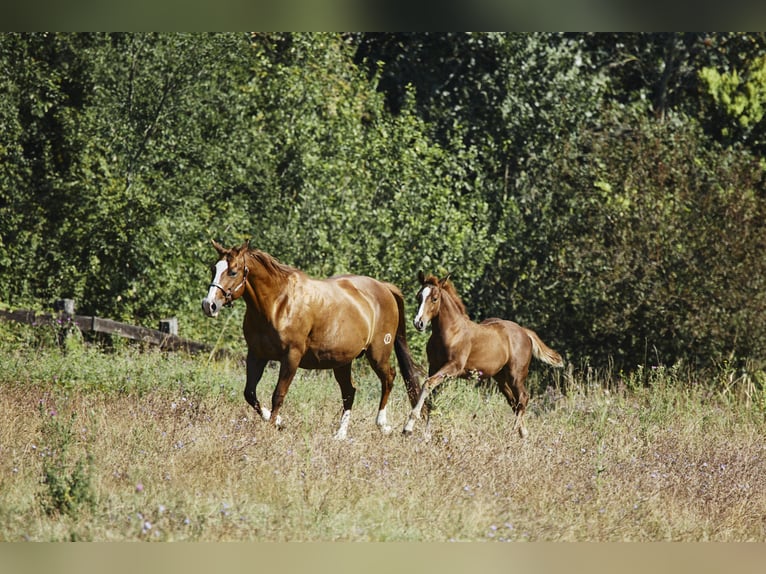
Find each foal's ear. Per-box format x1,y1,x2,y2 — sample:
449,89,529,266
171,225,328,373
418,270,426,284
439,272,452,286
211,239,227,255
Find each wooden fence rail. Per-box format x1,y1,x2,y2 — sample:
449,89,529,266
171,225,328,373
0,302,233,359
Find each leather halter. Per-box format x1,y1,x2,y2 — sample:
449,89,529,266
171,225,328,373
209,266,249,306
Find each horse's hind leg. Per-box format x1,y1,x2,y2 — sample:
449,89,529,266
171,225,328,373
332,364,356,440
496,366,530,439
366,347,395,435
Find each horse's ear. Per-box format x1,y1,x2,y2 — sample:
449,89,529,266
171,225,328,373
439,272,452,287
211,239,227,255
418,270,426,284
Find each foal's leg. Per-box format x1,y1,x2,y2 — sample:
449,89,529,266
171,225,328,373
332,363,356,440
496,366,530,439
403,367,453,434
244,352,269,421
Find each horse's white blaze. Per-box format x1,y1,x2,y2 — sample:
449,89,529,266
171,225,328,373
202,260,228,316
334,409,352,440
414,286,431,326
206,260,228,299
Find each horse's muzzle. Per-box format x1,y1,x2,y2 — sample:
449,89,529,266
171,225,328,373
413,318,427,332
201,297,220,318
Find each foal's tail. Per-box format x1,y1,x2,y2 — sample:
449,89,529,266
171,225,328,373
523,328,564,368
387,284,424,409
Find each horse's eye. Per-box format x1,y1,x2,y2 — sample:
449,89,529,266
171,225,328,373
228,269,238,277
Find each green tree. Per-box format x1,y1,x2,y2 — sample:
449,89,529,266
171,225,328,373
242,33,496,295
502,105,766,368
0,33,258,328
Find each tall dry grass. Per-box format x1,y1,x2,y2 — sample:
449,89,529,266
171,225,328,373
0,337,764,541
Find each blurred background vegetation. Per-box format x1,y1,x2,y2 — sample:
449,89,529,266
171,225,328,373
1,32,765,371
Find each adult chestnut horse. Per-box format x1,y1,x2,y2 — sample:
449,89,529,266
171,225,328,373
201,240,422,439
403,272,563,438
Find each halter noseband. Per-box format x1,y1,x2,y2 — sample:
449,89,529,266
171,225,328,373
209,266,249,306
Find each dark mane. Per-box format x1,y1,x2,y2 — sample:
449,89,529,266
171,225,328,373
423,273,468,316
247,249,302,280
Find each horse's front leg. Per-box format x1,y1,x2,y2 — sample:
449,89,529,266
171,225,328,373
403,364,458,434
332,364,355,440
244,352,269,421
267,349,301,428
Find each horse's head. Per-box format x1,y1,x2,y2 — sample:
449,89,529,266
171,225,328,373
201,240,250,318
413,270,450,332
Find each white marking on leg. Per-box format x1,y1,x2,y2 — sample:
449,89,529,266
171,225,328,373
376,406,392,434
334,409,352,440
383,333,392,345
261,407,283,427
403,378,434,434
515,412,528,439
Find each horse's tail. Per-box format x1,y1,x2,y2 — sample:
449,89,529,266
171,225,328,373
387,283,424,409
523,328,564,368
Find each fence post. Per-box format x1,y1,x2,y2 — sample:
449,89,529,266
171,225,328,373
54,298,76,316
159,318,179,336
53,298,76,348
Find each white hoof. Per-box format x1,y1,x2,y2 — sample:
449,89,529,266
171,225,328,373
261,408,282,428
333,429,348,441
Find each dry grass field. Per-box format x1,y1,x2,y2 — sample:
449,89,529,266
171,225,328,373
1,331,764,542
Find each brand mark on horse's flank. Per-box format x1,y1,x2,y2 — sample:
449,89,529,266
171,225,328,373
384,333,392,345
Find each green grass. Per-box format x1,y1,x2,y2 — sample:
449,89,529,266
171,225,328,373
1,323,764,541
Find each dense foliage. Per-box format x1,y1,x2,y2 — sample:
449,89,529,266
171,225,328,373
1,32,765,371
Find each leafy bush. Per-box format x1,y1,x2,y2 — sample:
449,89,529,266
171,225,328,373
2,33,766,373
486,104,766,369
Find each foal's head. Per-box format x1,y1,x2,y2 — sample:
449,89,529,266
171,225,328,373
413,271,451,332
201,240,250,318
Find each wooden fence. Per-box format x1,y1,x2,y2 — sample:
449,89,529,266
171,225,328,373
0,299,233,358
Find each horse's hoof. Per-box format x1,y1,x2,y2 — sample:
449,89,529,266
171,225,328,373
518,426,529,439
379,424,393,435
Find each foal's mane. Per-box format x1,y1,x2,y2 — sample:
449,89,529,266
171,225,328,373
423,273,468,316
